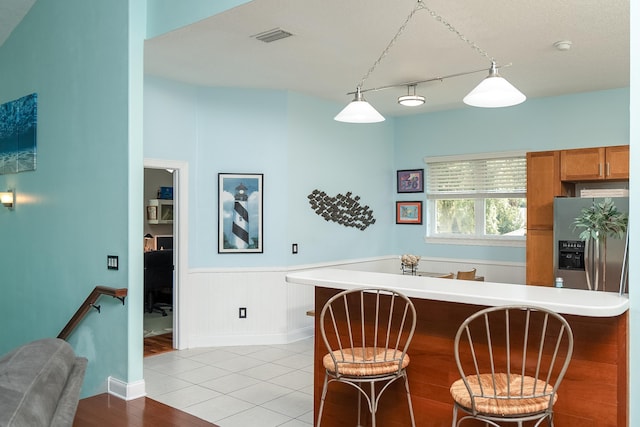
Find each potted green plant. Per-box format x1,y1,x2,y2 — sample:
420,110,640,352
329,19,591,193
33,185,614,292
572,198,628,291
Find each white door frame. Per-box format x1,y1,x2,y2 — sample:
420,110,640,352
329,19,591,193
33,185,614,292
144,158,189,350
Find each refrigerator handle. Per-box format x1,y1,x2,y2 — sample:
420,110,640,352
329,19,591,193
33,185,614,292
584,239,592,291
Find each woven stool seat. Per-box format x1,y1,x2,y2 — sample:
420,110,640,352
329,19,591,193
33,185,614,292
323,348,410,377
450,373,557,416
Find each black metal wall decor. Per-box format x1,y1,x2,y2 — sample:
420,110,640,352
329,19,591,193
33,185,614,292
307,189,376,230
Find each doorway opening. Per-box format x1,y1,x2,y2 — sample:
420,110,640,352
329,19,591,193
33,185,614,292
143,159,189,354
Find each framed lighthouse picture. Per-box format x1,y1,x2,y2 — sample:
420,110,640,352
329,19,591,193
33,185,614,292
218,173,264,253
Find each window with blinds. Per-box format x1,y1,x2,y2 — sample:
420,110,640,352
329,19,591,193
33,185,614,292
424,154,527,244
426,156,526,198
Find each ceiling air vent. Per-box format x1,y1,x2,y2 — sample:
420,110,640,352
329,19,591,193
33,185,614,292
252,28,293,43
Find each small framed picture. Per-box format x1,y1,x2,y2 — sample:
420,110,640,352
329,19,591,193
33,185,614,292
397,169,424,193
396,201,423,224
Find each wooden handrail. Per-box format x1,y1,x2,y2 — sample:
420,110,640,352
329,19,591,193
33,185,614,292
58,286,127,340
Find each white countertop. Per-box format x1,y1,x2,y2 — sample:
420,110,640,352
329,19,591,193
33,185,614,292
285,268,629,317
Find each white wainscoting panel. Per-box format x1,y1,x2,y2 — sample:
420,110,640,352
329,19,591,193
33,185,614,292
181,256,524,349
185,269,314,348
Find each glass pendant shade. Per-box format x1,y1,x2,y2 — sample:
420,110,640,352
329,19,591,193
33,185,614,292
334,88,385,123
463,62,526,108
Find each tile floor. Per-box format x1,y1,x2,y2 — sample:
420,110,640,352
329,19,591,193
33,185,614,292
144,338,314,427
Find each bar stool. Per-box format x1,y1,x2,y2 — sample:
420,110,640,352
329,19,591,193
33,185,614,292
450,305,574,427
316,287,417,427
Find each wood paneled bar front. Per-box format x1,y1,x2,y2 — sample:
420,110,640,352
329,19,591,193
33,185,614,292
286,269,628,427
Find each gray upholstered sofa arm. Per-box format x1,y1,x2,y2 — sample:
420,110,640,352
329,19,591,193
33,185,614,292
0,338,88,427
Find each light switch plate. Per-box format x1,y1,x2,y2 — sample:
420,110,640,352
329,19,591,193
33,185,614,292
107,255,119,270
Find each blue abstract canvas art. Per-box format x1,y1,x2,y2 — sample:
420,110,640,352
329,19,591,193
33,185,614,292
0,93,37,174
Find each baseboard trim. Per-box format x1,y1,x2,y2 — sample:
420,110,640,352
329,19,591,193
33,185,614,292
107,376,146,401
189,326,314,348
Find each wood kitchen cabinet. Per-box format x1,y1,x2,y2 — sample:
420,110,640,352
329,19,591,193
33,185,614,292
604,145,630,179
526,151,563,286
560,145,629,181
526,145,629,286
526,151,562,229
525,229,555,286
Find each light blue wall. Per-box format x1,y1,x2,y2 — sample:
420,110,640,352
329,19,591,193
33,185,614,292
145,77,396,267
145,78,290,267
145,78,630,270
393,88,630,261
0,0,142,397
286,92,395,264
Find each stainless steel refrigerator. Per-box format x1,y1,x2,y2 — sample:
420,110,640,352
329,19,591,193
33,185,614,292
553,197,628,292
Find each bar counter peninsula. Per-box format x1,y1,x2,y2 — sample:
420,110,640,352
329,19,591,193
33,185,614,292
286,268,628,427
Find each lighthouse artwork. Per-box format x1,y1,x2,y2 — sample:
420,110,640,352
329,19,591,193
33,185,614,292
232,183,249,249
218,173,263,253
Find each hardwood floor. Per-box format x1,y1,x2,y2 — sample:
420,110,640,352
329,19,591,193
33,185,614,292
74,394,218,426
74,334,197,426
144,332,174,357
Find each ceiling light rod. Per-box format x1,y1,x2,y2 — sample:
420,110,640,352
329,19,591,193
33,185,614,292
346,65,511,96
335,0,525,123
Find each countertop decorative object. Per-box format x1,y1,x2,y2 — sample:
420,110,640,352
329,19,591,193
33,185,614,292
400,254,420,275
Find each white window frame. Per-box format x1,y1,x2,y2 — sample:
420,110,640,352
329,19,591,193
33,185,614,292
423,152,526,247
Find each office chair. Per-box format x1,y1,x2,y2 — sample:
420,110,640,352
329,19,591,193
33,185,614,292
144,249,174,316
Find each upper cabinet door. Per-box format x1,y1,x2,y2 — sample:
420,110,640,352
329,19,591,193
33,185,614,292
604,145,629,180
560,147,605,181
560,145,629,181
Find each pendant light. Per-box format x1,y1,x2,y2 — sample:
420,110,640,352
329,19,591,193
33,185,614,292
463,61,526,108
334,87,385,123
334,0,526,123
398,85,425,107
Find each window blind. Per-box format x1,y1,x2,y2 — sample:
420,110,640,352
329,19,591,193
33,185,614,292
426,156,526,198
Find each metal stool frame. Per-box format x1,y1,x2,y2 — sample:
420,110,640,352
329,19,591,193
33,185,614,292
451,305,574,427
317,287,417,427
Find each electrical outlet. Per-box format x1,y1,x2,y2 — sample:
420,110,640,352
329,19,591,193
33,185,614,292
292,243,298,254
239,307,247,318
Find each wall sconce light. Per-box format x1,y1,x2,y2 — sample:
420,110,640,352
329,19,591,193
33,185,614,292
0,190,15,209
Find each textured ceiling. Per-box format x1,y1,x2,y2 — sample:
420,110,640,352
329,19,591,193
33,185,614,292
1,1,629,117
0,0,35,47
145,0,630,116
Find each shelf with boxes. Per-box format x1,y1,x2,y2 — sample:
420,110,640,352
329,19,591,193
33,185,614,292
147,186,174,224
